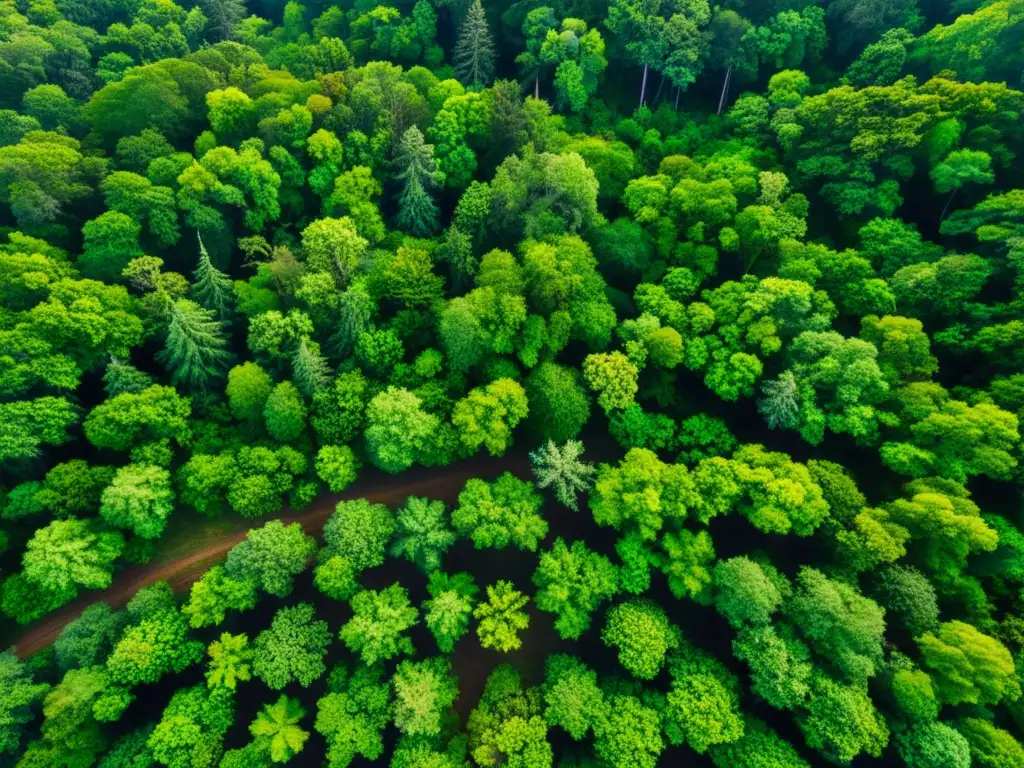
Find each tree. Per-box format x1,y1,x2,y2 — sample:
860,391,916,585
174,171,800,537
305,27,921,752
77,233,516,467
582,352,638,412
529,439,595,511
226,362,273,423
99,464,174,539
322,498,395,572
931,149,994,220
364,387,440,473
107,608,204,685
424,571,479,653
0,653,48,757
452,378,529,456
22,518,124,603
392,658,459,737
206,632,253,692
797,674,889,765
315,664,392,767
84,385,191,453
602,600,680,679
872,565,939,637
157,299,232,393
55,602,126,671
474,580,530,652
664,644,744,753
590,448,695,540
523,363,591,443
249,696,309,764
956,718,1024,768
542,654,608,740
593,694,663,768
533,538,619,639
454,0,496,88
390,496,456,572
192,235,234,322
896,722,971,768
264,381,307,442
199,0,247,41
917,620,1021,706
254,603,331,690
709,717,810,768
759,371,801,429
291,337,332,398
315,445,359,492
712,557,784,628
225,521,317,598
451,472,548,551
468,665,553,767
340,584,419,665
147,685,234,768
394,126,442,236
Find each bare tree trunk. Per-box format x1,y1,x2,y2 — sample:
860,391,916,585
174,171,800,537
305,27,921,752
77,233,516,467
940,188,958,222
717,65,732,116
639,64,649,107
674,86,680,111
654,71,667,105
534,76,539,100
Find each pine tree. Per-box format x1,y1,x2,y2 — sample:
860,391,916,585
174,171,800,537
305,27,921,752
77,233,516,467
103,356,153,397
394,126,443,237
291,337,332,397
530,439,595,511
192,233,234,323
454,0,497,88
199,0,248,42
157,300,233,392
758,371,801,429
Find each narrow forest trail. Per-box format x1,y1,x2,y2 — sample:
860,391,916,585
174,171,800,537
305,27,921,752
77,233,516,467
9,453,531,660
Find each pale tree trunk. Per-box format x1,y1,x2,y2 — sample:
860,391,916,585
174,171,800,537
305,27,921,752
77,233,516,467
674,86,680,111
717,65,733,116
654,71,667,104
940,187,958,222
535,76,539,100
639,64,649,107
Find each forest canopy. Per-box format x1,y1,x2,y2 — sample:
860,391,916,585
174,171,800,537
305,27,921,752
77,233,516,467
2,0,1024,766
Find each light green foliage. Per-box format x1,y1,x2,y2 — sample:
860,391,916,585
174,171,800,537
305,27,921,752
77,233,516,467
467,665,552,767
712,556,784,628
917,620,1021,706
956,718,1024,768
664,644,744,753
533,538,619,639
542,654,607,740
709,717,810,768
264,381,307,442
390,496,455,572
424,571,479,653
0,652,48,756
452,472,547,551
582,352,638,412
364,387,440,473
253,603,331,690
315,664,392,768
107,608,204,685
797,674,889,765
147,685,234,768
250,696,309,764
322,498,395,572
22,518,125,601
315,445,359,492
84,385,191,453
99,464,173,539
590,448,695,540
593,693,663,768
474,580,530,652
452,378,529,456
340,584,418,665
602,600,680,679
225,521,316,598
733,623,812,711
657,528,716,601
529,439,595,511
896,722,971,768
206,632,252,692
392,657,459,737
226,362,273,423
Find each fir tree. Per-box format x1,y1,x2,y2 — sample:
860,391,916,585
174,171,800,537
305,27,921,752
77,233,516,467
157,300,233,393
394,127,442,237
199,0,248,42
291,337,332,398
327,280,375,358
454,0,497,88
758,371,801,430
530,439,595,511
192,234,234,323
103,356,153,397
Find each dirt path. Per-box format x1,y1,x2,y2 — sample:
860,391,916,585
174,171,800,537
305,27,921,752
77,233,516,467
10,453,530,659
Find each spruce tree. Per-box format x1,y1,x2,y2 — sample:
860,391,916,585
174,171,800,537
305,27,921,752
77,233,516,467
157,300,233,392
103,356,153,397
454,0,497,88
192,234,234,322
199,0,248,42
394,126,443,237
291,337,332,397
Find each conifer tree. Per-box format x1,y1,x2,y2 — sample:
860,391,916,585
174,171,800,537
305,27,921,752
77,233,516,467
454,0,496,88
157,300,232,393
199,0,248,42
192,234,234,323
394,126,443,237
103,356,153,397
291,337,332,398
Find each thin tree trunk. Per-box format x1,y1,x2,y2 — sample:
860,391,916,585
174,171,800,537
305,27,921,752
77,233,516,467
654,71,667,105
639,64,649,107
940,187,958,222
535,76,539,100
717,65,732,116
674,86,680,111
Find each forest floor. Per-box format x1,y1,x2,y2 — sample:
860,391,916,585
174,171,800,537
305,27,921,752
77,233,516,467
8,452,531,659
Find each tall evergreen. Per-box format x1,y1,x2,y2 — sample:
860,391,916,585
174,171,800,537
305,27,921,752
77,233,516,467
292,337,332,397
454,0,497,88
192,234,234,323
394,126,442,237
157,300,232,392
199,0,248,42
